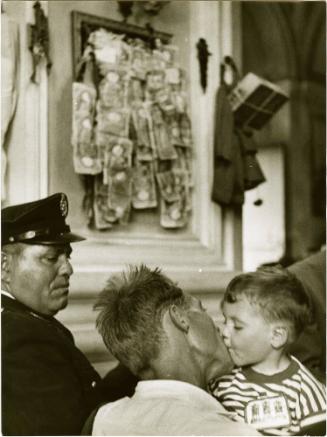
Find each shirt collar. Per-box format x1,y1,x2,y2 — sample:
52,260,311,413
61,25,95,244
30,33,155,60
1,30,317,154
134,379,228,413
1,290,15,300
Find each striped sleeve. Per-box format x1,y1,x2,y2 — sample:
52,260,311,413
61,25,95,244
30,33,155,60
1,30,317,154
297,362,326,423
208,361,326,435
208,370,266,419
282,357,326,430
208,369,240,398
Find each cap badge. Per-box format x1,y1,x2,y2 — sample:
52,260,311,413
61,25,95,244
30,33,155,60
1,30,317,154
25,231,36,239
60,194,68,217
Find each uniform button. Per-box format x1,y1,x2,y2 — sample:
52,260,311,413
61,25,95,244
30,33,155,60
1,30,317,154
91,381,97,388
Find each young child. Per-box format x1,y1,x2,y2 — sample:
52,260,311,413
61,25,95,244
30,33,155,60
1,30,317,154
208,267,326,436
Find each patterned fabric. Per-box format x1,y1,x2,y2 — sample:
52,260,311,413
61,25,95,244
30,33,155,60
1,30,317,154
208,356,326,435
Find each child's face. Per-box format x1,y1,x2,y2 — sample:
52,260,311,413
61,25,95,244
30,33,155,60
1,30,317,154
221,295,273,368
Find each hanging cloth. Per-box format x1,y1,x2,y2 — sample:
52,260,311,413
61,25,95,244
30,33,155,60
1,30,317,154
211,77,237,204
1,11,19,202
211,57,265,206
236,127,266,191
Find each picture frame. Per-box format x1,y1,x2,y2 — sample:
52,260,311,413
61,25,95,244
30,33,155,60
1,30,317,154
71,10,172,80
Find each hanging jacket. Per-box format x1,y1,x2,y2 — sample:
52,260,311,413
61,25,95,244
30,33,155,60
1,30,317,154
212,82,242,205
236,127,266,191
211,61,265,206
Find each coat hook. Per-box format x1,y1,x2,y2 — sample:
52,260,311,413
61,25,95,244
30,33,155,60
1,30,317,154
117,1,134,22
28,0,52,83
196,38,211,93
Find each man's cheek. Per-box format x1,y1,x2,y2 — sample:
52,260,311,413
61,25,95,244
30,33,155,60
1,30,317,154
215,343,233,375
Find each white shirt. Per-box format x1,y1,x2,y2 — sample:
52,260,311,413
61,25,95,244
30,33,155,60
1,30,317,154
92,379,260,436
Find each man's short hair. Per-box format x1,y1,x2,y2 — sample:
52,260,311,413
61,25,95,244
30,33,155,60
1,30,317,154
2,243,24,256
94,264,189,376
224,266,312,341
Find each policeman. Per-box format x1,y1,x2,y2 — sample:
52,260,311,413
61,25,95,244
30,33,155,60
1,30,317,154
1,193,137,436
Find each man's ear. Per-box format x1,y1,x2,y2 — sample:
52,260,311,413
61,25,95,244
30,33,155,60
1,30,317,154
271,325,288,349
2,251,9,272
169,304,189,334
1,251,12,288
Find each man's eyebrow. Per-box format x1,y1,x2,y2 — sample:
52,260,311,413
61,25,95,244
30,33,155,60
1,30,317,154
47,246,72,255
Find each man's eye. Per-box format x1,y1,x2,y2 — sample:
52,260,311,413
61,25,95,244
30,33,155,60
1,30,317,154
234,326,243,331
45,256,58,262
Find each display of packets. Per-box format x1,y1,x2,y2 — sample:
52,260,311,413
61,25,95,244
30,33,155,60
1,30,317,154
132,161,157,209
108,168,133,225
89,29,131,73
103,137,133,184
150,104,177,161
160,197,188,229
72,82,102,175
128,77,144,102
156,170,181,202
93,175,114,229
131,103,155,161
98,70,129,108
72,28,194,230
96,104,130,138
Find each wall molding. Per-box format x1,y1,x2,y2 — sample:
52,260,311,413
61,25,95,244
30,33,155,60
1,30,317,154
26,0,49,199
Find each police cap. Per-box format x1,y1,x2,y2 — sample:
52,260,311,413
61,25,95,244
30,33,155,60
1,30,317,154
1,193,85,245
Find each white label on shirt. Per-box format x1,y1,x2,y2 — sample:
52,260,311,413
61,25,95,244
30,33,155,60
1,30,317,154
245,395,291,430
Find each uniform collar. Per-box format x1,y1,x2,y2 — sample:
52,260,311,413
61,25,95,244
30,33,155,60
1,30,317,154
1,293,73,340
1,292,53,321
1,289,15,300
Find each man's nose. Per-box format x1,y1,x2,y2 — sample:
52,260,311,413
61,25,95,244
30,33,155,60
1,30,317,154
58,256,73,276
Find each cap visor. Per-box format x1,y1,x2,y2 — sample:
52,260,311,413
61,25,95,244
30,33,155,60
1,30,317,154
23,232,86,245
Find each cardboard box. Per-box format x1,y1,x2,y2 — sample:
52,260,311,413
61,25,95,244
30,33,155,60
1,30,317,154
228,73,289,130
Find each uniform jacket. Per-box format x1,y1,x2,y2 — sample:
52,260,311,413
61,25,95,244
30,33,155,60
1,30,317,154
288,250,326,382
1,293,104,436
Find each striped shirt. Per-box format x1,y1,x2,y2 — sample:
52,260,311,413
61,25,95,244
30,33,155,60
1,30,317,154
208,356,326,435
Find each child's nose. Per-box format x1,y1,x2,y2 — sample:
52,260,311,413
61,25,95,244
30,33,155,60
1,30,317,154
221,325,232,349
221,324,230,340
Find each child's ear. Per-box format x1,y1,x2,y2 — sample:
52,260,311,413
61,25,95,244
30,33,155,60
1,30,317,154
271,325,288,349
